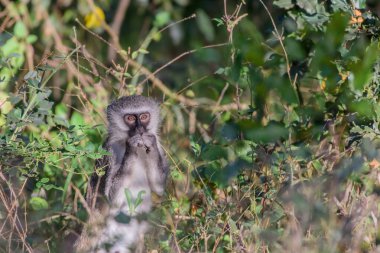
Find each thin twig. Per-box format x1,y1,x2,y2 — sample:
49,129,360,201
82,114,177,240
176,75,209,95
72,184,92,215
157,13,197,35
136,42,229,89
258,0,300,104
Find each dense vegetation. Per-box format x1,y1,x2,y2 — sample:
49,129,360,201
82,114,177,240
1,0,380,252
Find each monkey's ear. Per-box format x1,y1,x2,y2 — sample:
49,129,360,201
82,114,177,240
106,101,115,122
106,103,115,116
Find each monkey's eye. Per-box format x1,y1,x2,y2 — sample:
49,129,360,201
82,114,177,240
124,114,136,123
139,113,150,122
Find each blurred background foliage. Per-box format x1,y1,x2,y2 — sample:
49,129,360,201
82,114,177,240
1,0,380,252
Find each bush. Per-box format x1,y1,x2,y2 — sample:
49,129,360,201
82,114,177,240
1,0,380,252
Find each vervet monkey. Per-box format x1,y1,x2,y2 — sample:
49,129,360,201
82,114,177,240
76,95,169,253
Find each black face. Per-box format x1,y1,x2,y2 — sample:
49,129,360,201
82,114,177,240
124,112,150,136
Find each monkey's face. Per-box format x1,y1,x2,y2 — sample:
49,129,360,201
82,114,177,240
124,112,151,137
107,95,161,139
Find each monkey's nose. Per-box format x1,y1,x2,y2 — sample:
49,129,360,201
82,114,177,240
137,126,144,135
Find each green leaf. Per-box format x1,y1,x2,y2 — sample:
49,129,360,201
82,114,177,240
135,190,146,208
118,49,128,57
124,188,133,213
154,11,170,27
239,120,289,143
37,64,56,71
29,197,48,210
185,90,195,98
14,21,28,38
212,18,224,27
114,211,131,224
349,99,374,118
196,9,215,42
38,100,53,114
216,159,248,187
131,51,138,60
138,48,149,54
70,111,84,125
284,38,306,61
231,52,242,82
352,0,366,9
8,94,22,105
274,0,294,9
190,139,201,157
123,72,132,78
40,178,49,183
296,0,319,14
55,103,68,119
351,43,379,91
221,123,239,140
26,34,38,44
43,184,63,191
36,178,50,188
0,33,12,47
36,90,52,101
310,12,349,81
23,70,38,80
201,145,228,161
330,0,350,11
7,108,22,122
215,67,227,75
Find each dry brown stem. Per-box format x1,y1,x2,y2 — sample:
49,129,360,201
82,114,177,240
107,0,131,61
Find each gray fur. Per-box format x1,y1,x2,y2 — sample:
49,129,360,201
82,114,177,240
76,95,168,253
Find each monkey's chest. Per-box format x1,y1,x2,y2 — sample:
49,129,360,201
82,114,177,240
111,157,153,215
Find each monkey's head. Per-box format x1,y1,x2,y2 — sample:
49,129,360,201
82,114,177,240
106,95,161,139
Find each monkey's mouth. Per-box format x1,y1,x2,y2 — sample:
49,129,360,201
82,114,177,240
136,142,150,154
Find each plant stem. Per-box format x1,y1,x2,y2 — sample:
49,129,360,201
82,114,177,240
11,45,81,141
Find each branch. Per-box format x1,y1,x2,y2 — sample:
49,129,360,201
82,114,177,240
76,14,240,111
258,0,301,104
107,0,131,62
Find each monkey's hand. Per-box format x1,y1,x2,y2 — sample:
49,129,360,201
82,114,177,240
141,134,167,196
127,135,145,149
141,134,157,154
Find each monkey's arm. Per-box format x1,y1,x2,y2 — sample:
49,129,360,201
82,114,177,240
142,135,169,196
86,156,109,210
